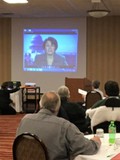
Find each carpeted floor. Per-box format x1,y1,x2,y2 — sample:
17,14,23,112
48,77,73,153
0,114,25,160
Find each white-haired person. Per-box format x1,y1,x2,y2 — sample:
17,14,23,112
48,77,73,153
57,85,91,134
16,91,101,160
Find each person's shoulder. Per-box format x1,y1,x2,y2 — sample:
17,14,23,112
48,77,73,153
95,105,107,112
35,53,46,60
55,114,72,126
68,101,83,108
59,116,79,129
22,113,35,120
55,53,65,60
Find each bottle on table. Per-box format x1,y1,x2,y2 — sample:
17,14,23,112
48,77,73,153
108,120,116,145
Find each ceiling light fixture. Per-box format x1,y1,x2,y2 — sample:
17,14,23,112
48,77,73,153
87,0,110,18
3,0,28,4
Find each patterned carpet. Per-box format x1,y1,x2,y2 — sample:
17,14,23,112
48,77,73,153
0,114,25,160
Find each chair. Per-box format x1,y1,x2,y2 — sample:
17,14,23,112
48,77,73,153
93,121,120,134
105,97,120,108
85,91,102,109
13,132,48,160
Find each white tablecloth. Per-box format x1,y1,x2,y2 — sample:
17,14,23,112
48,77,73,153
10,90,22,112
74,134,120,160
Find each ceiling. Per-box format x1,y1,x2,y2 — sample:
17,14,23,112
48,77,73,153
0,0,120,18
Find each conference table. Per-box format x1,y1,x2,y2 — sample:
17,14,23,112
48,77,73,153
74,133,120,160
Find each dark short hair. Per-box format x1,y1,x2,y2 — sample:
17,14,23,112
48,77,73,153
92,80,100,89
104,80,119,96
43,37,58,50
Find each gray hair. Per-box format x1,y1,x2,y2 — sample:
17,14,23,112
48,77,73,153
40,91,61,113
57,85,70,98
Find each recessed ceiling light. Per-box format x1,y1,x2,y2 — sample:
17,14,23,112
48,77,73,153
3,0,28,4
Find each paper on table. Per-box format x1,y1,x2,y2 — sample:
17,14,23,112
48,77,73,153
74,134,120,160
74,145,118,160
78,89,87,96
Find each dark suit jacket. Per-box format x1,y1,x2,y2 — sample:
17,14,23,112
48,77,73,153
34,53,68,68
0,87,20,114
58,97,89,133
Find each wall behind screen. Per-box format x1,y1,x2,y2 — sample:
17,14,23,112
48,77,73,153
11,18,86,93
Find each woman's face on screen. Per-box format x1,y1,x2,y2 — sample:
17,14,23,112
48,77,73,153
44,40,56,55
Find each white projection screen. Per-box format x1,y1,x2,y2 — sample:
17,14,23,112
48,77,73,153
11,18,86,93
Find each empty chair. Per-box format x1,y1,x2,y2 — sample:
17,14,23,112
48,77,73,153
13,132,48,160
85,91,102,109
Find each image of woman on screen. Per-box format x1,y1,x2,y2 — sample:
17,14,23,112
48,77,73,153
34,37,68,68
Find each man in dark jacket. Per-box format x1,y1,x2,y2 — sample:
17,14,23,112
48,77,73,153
0,82,20,115
57,85,91,133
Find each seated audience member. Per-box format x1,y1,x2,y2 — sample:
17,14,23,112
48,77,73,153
57,103,69,120
91,80,120,109
57,85,91,133
86,80,120,130
16,91,101,160
87,100,120,131
81,80,103,105
92,80,104,98
0,82,20,115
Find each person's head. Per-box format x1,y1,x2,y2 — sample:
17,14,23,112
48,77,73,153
40,91,61,115
1,81,13,90
92,80,100,89
104,80,119,97
57,85,70,99
43,37,58,55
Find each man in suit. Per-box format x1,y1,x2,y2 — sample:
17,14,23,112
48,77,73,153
57,85,91,133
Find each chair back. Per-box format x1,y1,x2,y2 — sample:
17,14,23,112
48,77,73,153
105,97,120,107
13,132,48,160
93,121,120,133
85,91,102,109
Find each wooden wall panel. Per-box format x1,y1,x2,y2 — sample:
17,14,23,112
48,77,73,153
0,18,11,84
87,16,120,92
0,16,120,94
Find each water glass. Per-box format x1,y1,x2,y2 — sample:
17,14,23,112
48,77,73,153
96,128,104,138
114,138,120,149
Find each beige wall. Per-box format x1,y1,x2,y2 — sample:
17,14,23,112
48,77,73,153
0,18,11,84
0,16,120,94
11,18,86,93
87,16,120,93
